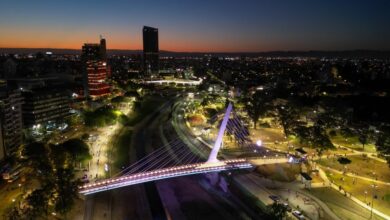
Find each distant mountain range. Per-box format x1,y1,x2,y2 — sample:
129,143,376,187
1,48,390,58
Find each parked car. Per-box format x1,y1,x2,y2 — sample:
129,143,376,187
292,210,305,219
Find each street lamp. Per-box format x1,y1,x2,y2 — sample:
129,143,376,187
364,190,368,203
256,140,262,147
370,184,378,219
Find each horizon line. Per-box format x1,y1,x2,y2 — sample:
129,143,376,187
1,47,390,54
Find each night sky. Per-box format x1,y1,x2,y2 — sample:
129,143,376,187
0,0,389,52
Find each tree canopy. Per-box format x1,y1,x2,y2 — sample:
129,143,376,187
244,90,272,129
265,202,288,220
376,129,390,166
62,138,91,163
84,106,121,127
338,157,352,165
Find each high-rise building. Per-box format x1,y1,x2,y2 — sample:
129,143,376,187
86,61,110,98
22,88,70,126
143,26,159,75
82,37,107,61
0,81,24,159
82,37,110,98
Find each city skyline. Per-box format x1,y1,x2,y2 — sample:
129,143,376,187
1,0,390,52
1,1,390,220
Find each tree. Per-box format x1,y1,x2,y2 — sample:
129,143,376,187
244,91,271,129
7,207,22,220
277,105,298,137
376,129,390,166
266,202,288,220
24,142,52,177
23,142,46,159
26,189,49,218
111,95,125,104
49,144,68,169
124,90,140,99
83,106,119,127
62,138,91,165
292,124,334,161
358,133,368,151
338,157,351,165
53,168,80,218
312,125,334,150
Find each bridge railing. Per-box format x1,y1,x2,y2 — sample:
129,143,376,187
79,159,252,194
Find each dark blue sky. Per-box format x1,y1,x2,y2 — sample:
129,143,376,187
1,0,389,51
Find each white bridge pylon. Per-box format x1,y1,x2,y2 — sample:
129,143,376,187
206,102,233,163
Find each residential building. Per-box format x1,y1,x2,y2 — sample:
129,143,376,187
0,82,24,158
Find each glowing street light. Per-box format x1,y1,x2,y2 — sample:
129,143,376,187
256,140,262,147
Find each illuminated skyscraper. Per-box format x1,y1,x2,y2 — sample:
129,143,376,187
143,26,159,75
86,61,110,98
81,37,110,99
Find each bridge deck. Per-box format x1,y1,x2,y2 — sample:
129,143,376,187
79,159,252,195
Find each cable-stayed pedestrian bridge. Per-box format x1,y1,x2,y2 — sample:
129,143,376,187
79,103,291,195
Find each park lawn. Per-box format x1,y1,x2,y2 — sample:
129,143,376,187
325,171,390,216
318,155,390,183
310,188,385,220
255,163,300,182
330,133,376,153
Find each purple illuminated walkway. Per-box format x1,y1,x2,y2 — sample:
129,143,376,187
79,159,252,195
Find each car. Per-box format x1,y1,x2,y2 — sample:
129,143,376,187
269,195,280,202
292,210,305,219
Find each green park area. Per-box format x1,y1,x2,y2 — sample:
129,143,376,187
309,188,384,220
325,170,390,216
329,132,377,153
84,106,126,127
318,155,390,183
